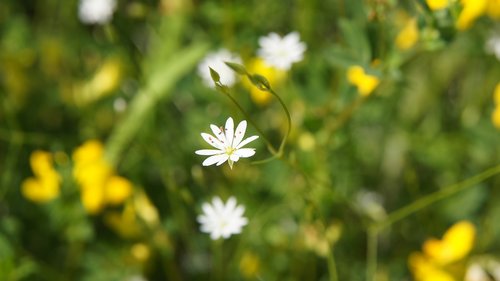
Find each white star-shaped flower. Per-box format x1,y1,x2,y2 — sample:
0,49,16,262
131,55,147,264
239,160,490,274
197,196,248,240
195,117,258,169
197,49,242,87
257,31,307,71
78,0,116,25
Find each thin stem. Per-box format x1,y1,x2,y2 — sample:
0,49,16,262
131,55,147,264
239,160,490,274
366,225,378,281
378,164,500,230
268,89,292,155
326,244,339,281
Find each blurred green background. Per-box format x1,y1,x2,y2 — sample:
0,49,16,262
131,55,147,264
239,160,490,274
1,0,500,280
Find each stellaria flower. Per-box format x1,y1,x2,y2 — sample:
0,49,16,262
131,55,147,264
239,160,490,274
197,196,248,240
257,31,307,71
195,117,259,169
78,0,117,25
486,30,500,61
197,49,242,87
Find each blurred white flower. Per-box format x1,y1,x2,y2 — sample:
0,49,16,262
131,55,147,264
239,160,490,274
486,32,500,61
197,49,242,87
257,31,306,70
195,117,258,169
197,196,248,240
78,0,116,25
354,190,387,222
465,263,490,281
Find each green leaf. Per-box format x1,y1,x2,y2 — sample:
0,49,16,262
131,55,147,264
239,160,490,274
338,19,371,64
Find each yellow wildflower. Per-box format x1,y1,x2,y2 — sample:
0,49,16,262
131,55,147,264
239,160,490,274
493,82,500,105
409,221,476,281
72,140,133,214
239,251,260,279
427,0,450,10
21,151,61,203
487,0,500,19
456,0,488,30
396,18,419,50
347,65,380,96
242,58,286,106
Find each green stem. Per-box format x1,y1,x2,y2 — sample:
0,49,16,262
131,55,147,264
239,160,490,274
269,89,292,155
366,225,378,281
379,164,500,230
326,244,339,281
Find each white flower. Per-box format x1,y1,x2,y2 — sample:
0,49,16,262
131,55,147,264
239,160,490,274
78,0,116,25
195,117,258,169
257,31,306,71
486,32,500,61
197,196,248,240
197,49,242,87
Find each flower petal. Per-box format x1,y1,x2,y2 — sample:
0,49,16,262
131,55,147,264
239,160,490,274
236,135,259,149
210,125,227,146
224,117,234,147
195,149,222,156
229,154,240,162
201,133,224,150
202,154,227,166
232,120,247,148
234,148,256,158
215,154,229,166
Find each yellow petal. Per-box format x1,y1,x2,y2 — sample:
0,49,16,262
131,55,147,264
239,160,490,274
396,18,419,50
72,140,104,165
105,176,133,205
21,178,58,203
487,0,500,19
81,185,105,214
492,107,500,129
423,221,475,264
456,0,488,30
493,82,500,105
30,150,54,177
347,66,365,85
408,252,456,281
427,0,450,10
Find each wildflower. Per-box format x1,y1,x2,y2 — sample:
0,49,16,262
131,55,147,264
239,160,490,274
396,18,419,50
257,31,306,71
347,65,380,96
455,0,500,30
492,83,500,128
195,117,258,169
427,0,450,10
354,190,387,222
73,140,132,214
78,0,116,25
409,221,476,281
242,58,287,105
21,151,61,203
197,49,242,87
75,58,123,105
197,196,248,240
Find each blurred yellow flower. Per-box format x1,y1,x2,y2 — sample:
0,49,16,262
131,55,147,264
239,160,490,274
409,221,476,281
347,65,380,96
243,58,286,105
239,251,260,279
487,0,500,19
74,57,123,105
493,82,500,105
427,0,450,10
396,18,419,50
21,151,61,203
73,140,133,214
456,0,488,30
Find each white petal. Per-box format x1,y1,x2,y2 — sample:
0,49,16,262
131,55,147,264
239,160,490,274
215,154,229,166
202,154,227,166
201,133,224,150
232,120,247,148
236,135,259,149
212,197,225,214
234,148,255,158
210,124,227,146
229,154,240,162
224,197,237,215
195,149,223,156
224,117,234,147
